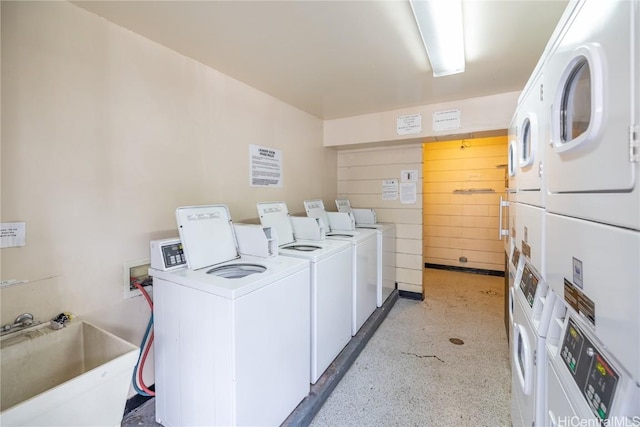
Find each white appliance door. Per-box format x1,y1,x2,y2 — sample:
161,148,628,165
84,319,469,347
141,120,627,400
513,323,534,397
257,201,296,246
516,72,544,195
176,205,239,270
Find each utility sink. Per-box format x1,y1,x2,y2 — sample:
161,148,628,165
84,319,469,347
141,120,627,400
0,320,138,427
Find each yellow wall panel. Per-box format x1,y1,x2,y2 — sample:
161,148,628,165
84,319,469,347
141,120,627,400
423,136,507,271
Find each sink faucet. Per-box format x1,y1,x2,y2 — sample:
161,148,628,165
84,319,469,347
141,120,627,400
1,313,36,334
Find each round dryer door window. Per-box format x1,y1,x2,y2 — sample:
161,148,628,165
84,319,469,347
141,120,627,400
561,59,591,143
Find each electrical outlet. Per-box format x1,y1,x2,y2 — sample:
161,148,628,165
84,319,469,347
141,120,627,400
123,258,151,299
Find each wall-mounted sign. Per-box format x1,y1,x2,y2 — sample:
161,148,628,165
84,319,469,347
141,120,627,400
1,222,26,248
401,169,418,182
250,144,282,187
400,182,417,204
397,113,422,135
382,179,398,200
433,109,461,132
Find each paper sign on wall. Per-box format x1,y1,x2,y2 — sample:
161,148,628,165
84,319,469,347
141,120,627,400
400,183,417,204
397,113,422,135
433,109,461,132
250,144,282,188
1,222,26,248
401,170,418,182
382,179,398,200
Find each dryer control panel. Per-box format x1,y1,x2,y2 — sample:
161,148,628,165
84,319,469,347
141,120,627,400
519,264,539,307
560,317,619,421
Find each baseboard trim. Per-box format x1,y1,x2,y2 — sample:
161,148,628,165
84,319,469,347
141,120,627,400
424,263,505,277
123,386,155,416
398,290,424,301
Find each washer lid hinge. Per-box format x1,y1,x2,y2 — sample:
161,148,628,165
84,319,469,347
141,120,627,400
631,125,639,162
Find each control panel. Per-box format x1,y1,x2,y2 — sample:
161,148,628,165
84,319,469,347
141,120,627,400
150,238,186,271
519,263,539,307
560,317,619,421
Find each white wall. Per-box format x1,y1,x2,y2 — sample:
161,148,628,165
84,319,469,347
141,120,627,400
324,92,519,147
338,145,423,294
0,1,336,395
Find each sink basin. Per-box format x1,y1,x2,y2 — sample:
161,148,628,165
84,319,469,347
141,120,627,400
1,320,138,426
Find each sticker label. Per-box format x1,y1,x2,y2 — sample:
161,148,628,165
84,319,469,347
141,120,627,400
564,279,595,326
572,257,584,289
522,241,531,259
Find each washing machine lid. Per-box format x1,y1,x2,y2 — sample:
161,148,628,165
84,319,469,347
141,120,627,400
176,205,240,270
256,201,296,246
335,198,352,213
304,199,331,231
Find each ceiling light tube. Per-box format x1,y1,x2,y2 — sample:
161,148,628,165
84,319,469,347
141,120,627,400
409,0,466,77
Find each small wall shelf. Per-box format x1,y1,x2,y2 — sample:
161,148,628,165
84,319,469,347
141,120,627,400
452,188,496,194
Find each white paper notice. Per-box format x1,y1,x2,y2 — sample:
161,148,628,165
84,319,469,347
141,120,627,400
250,144,282,188
400,183,417,204
1,222,26,248
382,179,398,201
433,109,461,132
397,113,422,135
401,169,418,182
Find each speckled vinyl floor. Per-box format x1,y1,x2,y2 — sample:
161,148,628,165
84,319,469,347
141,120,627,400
309,268,511,427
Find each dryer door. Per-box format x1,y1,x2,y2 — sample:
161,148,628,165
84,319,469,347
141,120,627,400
516,72,544,197
513,323,534,396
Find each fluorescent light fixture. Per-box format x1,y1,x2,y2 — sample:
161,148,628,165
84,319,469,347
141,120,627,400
409,0,466,77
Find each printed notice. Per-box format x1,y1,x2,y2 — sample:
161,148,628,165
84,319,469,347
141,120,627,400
433,109,461,132
400,182,417,204
382,179,398,201
397,113,422,135
401,170,418,182
1,222,26,248
250,144,282,188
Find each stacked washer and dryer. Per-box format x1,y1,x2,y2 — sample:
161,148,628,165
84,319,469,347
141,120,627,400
542,0,640,424
509,0,640,425
509,61,557,427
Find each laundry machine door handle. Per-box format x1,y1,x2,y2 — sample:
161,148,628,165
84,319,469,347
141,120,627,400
498,196,509,240
512,323,533,395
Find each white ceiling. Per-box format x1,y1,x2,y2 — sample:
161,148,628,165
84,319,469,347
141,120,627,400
72,0,568,120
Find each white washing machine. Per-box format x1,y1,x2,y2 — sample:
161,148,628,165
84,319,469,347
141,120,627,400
256,201,353,384
512,260,556,427
335,198,396,307
545,304,640,426
545,212,640,383
544,0,640,230
149,205,311,427
304,199,378,336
